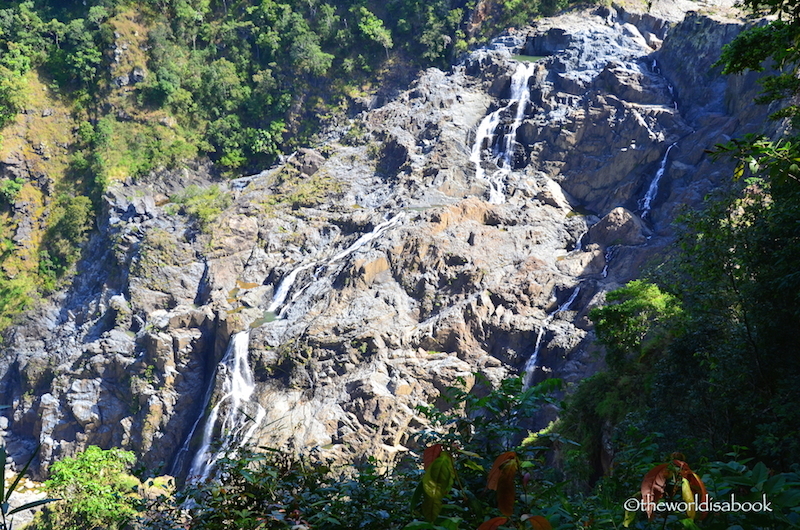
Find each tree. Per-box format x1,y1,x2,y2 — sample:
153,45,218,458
589,280,681,369
0,66,26,127
35,446,139,530
352,6,393,59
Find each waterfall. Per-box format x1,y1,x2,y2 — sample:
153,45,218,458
267,213,404,316
327,214,403,265
573,226,589,252
175,213,404,479
639,143,676,219
186,331,265,482
601,245,616,278
470,61,536,204
523,286,580,388
267,262,316,314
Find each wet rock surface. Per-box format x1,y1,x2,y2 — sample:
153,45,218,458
0,1,772,476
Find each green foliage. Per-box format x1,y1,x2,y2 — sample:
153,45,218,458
590,280,682,369
171,184,231,230
0,177,23,204
43,194,94,275
352,6,393,58
0,66,27,127
141,448,416,530
715,4,800,124
35,446,138,530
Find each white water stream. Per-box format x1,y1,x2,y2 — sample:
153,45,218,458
176,213,404,479
523,286,580,388
639,143,676,219
601,245,617,278
573,226,588,252
187,331,266,481
470,61,536,204
267,213,403,317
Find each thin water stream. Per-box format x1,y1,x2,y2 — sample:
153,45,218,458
523,286,581,388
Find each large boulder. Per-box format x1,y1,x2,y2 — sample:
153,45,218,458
588,207,649,247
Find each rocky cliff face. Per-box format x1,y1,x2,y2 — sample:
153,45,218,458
0,1,771,477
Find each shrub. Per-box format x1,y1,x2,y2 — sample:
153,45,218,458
32,446,139,530
171,184,231,231
0,177,23,204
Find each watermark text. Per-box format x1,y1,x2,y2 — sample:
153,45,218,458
624,494,773,514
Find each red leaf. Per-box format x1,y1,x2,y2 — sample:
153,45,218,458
423,444,443,470
477,517,508,530
524,515,552,530
487,451,517,490
641,463,669,520
497,462,518,516
673,459,690,476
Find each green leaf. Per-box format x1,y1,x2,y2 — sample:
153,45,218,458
411,480,424,511
623,509,636,527
680,518,702,530
463,460,484,473
8,445,42,504
403,521,438,529
0,446,7,507
421,452,454,522
7,498,60,516
752,462,769,487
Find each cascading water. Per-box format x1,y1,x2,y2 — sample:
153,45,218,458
573,226,589,252
470,61,536,204
523,286,581,388
176,213,404,479
186,331,266,482
267,213,404,317
327,214,403,265
601,245,617,278
639,143,676,219
267,262,316,314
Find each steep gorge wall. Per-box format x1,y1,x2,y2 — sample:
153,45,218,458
0,2,772,477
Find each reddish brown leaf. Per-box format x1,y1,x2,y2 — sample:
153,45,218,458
673,459,690,476
641,463,669,520
524,515,552,530
497,462,518,516
477,517,508,530
423,444,443,470
487,451,517,490
671,452,686,463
